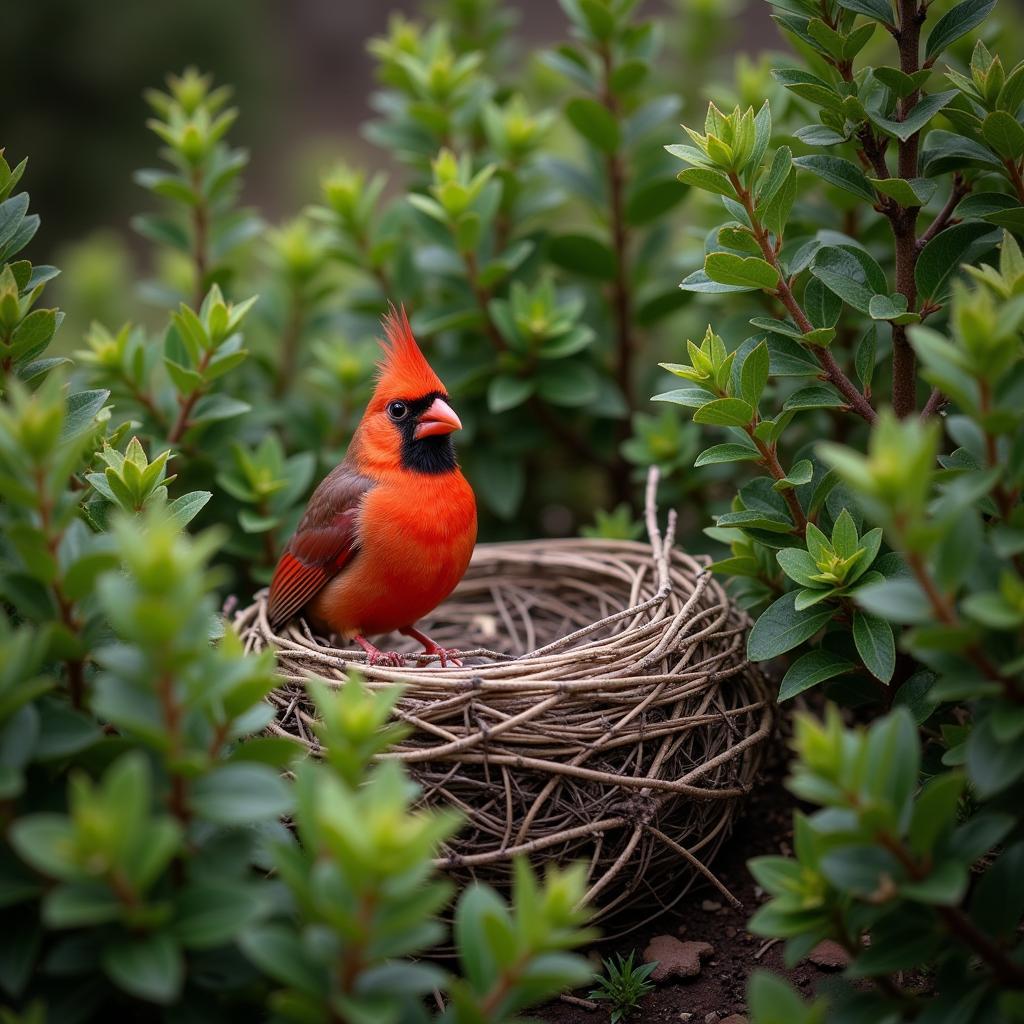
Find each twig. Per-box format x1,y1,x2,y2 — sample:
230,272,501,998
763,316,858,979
916,174,970,251
559,993,599,1011
727,172,877,424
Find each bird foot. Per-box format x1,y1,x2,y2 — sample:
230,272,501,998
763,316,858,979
398,626,463,667
417,644,463,668
354,635,406,667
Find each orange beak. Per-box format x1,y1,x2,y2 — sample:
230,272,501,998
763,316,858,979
414,397,462,440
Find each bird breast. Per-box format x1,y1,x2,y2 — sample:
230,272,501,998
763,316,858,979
309,469,477,639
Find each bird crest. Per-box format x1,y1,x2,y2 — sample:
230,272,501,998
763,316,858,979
374,304,445,401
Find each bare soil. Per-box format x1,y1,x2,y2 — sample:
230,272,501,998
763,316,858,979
537,749,834,1023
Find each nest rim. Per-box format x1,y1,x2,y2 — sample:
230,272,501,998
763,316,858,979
234,471,774,931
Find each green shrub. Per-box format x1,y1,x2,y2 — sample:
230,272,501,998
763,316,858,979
0,83,595,1024
656,0,1024,1018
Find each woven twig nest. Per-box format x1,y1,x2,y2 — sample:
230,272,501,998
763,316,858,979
234,471,773,930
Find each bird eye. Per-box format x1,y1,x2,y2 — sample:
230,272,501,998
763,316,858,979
387,400,409,421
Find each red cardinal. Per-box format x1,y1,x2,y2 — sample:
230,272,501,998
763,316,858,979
267,306,476,666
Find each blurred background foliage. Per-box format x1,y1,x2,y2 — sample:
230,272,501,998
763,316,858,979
3,0,1023,590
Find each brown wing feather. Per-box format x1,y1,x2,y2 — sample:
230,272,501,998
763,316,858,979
267,463,372,628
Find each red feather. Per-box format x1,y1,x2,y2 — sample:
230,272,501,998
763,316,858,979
266,307,477,640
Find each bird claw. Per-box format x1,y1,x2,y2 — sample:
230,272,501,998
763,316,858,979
368,650,406,668
421,646,462,668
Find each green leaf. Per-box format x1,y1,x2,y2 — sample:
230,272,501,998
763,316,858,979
925,0,996,63
102,932,183,1005
547,233,616,280
868,293,920,324
854,577,932,623
536,361,600,407
694,443,760,466
652,386,717,408
190,764,293,825
836,0,895,22
240,924,326,996
676,167,737,198
867,91,958,142
565,98,620,153
783,385,845,411
915,221,998,301
748,592,834,661
61,389,109,441
779,650,855,701
869,176,938,207
772,69,845,111
776,547,823,587
773,459,814,490
692,397,754,426
855,325,877,391
981,110,1024,160
488,374,534,413
166,490,211,528
704,253,780,290
626,178,686,225
909,772,964,856
173,882,264,949
472,453,525,520
853,610,895,682
794,155,875,202
810,245,887,313
739,341,770,407
967,716,1024,797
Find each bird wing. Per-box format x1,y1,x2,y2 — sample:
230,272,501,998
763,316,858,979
267,463,372,628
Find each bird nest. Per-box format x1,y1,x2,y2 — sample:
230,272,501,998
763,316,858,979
233,471,773,930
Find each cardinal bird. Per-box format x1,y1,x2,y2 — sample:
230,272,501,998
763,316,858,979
267,306,477,666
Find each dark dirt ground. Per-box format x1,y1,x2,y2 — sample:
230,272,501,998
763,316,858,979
536,749,835,1024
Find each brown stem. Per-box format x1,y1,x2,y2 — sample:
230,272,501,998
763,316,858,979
727,173,878,424
478,954,530,1018
937,906,1024,989
920,386,946,419
746,427,807,532
888,0,927,417
917,174,970,251
905,548,1022,701
1003,158,1024,205
167,348,214,446
598,44,635,418
892,215,919,419
157,671,190,824
879,831,1024,989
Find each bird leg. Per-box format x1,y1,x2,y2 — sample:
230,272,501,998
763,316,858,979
399,625,463,667
353,634,405,667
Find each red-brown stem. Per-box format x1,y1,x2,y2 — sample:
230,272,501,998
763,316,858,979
879,831,1024,988
917,174,970,251
727,173,878,424
167,348,214,445
746,427,808,532
157,671,190,824
888,0,927,417
597,43,638,506
1003,158,1024,205
905,548,1022,701
920,386,946,419
598,44,635,416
